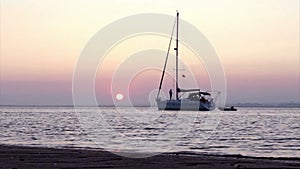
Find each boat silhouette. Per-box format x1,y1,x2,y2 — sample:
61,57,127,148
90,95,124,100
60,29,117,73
156,11,216,111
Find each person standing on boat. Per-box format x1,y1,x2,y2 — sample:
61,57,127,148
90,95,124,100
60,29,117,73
169,89,173,100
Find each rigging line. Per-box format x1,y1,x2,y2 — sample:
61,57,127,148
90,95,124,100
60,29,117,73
156,17,177,100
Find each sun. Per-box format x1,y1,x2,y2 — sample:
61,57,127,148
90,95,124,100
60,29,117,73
116,93,124,101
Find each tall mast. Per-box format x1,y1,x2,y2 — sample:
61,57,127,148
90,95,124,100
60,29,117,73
175,11,179,100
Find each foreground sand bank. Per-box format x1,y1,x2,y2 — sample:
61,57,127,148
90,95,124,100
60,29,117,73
0,145,299,169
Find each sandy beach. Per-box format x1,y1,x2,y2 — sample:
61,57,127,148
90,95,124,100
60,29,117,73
0,145,299,169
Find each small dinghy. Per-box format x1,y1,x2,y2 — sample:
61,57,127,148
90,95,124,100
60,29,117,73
219,106,237,111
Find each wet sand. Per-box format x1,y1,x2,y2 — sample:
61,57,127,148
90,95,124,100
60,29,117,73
0,145,299,169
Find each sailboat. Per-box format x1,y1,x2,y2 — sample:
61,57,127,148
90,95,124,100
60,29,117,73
156,11,216,111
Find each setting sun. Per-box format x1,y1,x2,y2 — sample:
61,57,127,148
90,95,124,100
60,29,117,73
116,93,124,101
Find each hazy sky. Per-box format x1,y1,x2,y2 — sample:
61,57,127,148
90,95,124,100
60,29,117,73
1,0,299,105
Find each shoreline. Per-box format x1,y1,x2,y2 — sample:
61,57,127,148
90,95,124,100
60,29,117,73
0,145,299,169
1,105,299,108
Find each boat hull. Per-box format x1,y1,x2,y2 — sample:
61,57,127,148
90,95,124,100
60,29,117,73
157,99,215,111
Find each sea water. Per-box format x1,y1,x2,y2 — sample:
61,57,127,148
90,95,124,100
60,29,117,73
0,106,299,157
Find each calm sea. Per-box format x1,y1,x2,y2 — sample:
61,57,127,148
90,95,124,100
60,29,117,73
0,106,299,158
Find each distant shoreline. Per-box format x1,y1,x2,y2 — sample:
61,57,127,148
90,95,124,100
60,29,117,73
0,144,299,169
0,104,299,108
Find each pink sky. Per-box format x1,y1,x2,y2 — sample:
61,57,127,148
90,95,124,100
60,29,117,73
1,0,299,105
